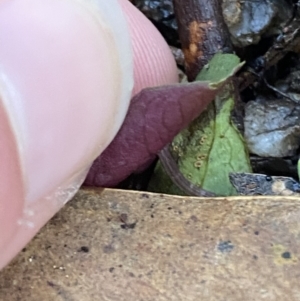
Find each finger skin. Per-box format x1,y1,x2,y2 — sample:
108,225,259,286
118,0,179,95
0,0,132,270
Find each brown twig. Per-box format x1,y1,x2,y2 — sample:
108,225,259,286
172,0,232,81
158,146,216,197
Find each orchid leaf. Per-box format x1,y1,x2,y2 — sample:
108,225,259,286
85,79,225,187
196,53,244,84
150,53,251,196
173,85,251,196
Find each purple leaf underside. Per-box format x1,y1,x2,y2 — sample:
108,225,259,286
84,81,221,187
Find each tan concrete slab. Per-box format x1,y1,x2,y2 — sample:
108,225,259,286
1,188,300,300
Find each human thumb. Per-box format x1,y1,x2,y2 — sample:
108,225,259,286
118,0,179,95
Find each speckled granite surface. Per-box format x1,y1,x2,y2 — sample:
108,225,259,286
1,188,300,300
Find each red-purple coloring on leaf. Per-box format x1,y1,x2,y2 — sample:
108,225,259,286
84,81,221,187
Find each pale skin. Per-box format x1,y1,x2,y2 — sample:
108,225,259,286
0,0,178,270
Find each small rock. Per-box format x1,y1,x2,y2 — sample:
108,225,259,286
222,0,292,47
244,99,300,157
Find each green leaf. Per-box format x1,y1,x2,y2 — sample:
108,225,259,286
172,84,251,196
196,53,244,87
149,53,251,196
